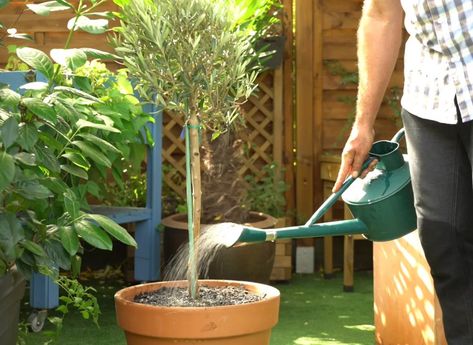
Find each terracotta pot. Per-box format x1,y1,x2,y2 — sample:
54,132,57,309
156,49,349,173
162,212,278,284
114,280,280,345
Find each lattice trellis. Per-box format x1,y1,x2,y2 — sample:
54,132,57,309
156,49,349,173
161,70,283,199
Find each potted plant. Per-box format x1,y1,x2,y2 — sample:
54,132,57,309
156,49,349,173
0,0,152,342
112,0,280,343
233,0,286,69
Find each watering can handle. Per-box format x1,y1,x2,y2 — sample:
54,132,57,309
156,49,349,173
305,157,376,226
391,128,405,143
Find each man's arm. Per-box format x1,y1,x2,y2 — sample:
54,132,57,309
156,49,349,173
332,0,403,192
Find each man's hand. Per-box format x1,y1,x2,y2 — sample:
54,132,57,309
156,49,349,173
332,124,377,193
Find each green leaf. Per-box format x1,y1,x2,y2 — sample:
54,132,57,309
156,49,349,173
0,88,21,108
1,116,19,149
16,47,54,80
0,0,10,10
79,48,120,60
62,152,90,170
64,190,80,220
53,86,102,103
17,181,53,200
34,145,61,173
68,16,108,34
22,98,57,123
71,141,112,167
112,0,129,8
50,49,87,70
44,240,71,270
15,152,36,166
0,214,24,261
59,226,79,256
75,220,113,250
17,123,38,150
0,151,15,191
60,164,89,180
19,82,49,91
22,240,47,257
77,133,121,154
27,1,70,15
86,214,137,247
76,119,120,133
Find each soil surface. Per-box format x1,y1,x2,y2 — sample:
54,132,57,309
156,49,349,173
134,285,264,307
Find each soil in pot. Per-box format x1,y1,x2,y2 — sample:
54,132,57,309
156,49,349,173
134,284,263,307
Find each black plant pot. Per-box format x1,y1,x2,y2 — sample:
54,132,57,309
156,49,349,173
0,268,26,345
255,35,286,70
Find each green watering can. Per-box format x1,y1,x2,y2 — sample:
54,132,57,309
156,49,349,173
228,128,417,247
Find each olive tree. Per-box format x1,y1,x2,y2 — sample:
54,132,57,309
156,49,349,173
112,0,262,296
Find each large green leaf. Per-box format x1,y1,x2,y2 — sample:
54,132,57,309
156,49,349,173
75,220,113,251
76,119,120,133
59,226,79,256
72,141,112,167
22,98,57,123
86,214,137,247
77,133,121,154
80,48,120,60
0,88,20,109
0,152,15,191
50,48,87,70
19,82,49,91
63,189,80,220
68,16,108,34
22,240,47,257
27,1,70,15
44,240,71,270
1,117,19,149
53,86,102,103
112,0,130,8
17,123,38,151
34,145,61,173
0,214,24,261
15,152,36,166
16,47,54,80
0,0,10,10
61,151,90,170
16,181,53,200
60,164,88,180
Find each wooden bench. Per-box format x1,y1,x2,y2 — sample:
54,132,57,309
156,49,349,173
0,71,162,327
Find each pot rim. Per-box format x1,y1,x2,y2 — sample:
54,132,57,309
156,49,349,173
114,279,280,310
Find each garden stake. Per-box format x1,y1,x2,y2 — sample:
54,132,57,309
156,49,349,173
185,124,198,299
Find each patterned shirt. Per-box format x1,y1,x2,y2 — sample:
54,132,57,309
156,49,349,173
400,0,473,124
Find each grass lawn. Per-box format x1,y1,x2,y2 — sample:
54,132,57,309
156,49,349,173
21,271,374,345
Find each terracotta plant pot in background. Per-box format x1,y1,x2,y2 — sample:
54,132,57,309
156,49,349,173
114,280,280,345
162,212,278,284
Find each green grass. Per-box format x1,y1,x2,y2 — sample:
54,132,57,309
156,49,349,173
21,272,374,345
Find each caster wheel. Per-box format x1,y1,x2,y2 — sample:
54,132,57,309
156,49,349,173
28,310,48,332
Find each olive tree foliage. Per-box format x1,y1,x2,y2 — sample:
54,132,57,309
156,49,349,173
112,0,261,136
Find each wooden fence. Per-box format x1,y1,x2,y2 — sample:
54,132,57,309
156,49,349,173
293,0,404,244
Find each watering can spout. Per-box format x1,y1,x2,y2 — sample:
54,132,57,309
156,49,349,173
229,219,368,247
224,128,416,247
